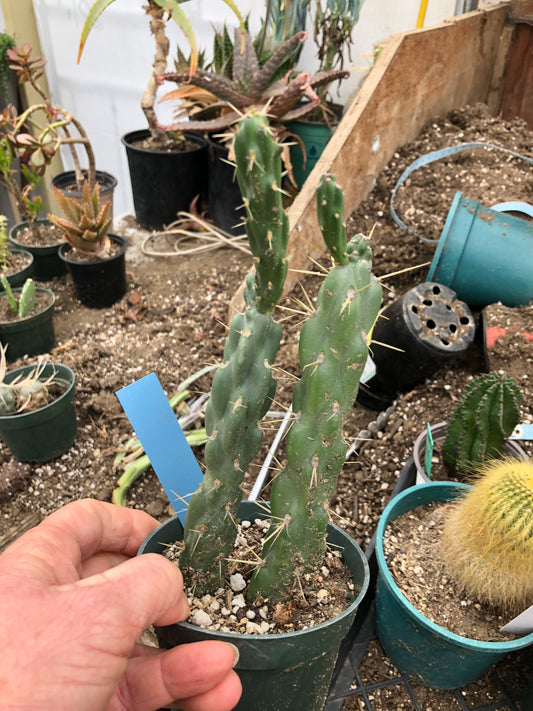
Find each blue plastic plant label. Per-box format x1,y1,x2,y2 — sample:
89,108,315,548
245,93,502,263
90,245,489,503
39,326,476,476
116,372,204,523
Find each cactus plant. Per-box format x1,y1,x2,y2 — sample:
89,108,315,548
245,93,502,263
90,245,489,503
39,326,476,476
0,345,66,415
441,458,533,611
442,372,522,476
179,111,382,601
0,276,35,318
48,180,112,256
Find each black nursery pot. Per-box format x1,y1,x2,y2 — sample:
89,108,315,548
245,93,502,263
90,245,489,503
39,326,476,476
59,234,128,308
121,130,208,230
207,138,245,236
358,282,476,410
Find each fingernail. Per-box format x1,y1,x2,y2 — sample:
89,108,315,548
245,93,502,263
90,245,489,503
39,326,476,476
229,643,240,667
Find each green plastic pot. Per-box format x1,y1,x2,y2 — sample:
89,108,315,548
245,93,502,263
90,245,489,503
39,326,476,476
138,500,370,711
0,286,55,362
9,218,67,280
0,362,77,462
375,482,533,689
0,247,34,290
287,105,342,189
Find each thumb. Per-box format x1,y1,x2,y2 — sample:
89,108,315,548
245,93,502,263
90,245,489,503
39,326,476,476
70,552,190,633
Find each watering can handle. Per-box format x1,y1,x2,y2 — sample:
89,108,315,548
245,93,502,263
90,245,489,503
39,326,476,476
390,142,533,244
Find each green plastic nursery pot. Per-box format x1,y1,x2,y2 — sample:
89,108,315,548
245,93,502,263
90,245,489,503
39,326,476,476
1,248,34,290
138,500,370,711
427,192,533,308
0,287,55,362
287,105,342,189
375,482,533,689
0,363,77,462
9,218,67,280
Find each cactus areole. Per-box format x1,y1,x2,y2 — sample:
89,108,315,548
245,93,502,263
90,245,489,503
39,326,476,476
180,111,382,602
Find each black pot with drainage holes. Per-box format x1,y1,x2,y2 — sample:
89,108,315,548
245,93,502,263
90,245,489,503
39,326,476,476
357,282,475,410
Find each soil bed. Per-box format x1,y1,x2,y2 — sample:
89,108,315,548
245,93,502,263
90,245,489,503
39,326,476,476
0,104,532,708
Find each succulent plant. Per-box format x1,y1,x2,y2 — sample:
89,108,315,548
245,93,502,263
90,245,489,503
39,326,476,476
0,346,65,416
442,457,533,611
442,372,522,476
48,180,112,256
159,28,349,135
0,276,35,318
178,111,382,601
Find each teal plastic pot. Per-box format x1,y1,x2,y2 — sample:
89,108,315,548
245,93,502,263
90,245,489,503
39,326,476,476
9,218,67,280
0,286,55,361
287,105,342,189
139,500,370,711
0,362,77,462
427,192,533,308
375,482,533,689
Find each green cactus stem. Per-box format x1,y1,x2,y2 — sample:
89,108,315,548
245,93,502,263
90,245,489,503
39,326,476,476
442,458,533,611
179,114,288,593
442,372,522,476
1,276,35,317
247,181,382,602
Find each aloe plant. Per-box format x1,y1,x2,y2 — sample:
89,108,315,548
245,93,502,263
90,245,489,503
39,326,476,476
48,180,112,256
442,458,533,611
78,0,245,146
442,372,522,476
159,28,349,135
179,111,382,601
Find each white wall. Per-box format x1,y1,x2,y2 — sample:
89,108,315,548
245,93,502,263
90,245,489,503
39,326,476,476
33,0,463,218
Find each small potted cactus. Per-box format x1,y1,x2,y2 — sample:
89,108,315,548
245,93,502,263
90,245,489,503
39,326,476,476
413,371,527,483
138,111,382,711
0,214,33,289
0,346,77,462
374,458,533,689
49,180,128,308
0,276,56,361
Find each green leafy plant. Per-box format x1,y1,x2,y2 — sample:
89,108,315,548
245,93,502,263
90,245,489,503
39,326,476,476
442,372,522,476
78,0,245,148
0,33,14,103
0,44,97,241
0,214,11,271
0,276,35,318
442,457,533,611
178,111,382,602
48,179,112,256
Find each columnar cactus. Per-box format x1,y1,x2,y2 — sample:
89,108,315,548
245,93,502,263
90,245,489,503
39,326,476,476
179,111,382,602
1,276,36,318
442,458,533,611
247,180,382,601
442,372,522,476
178,113,288,592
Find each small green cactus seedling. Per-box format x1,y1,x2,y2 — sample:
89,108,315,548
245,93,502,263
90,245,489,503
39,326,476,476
442,372,522,476
48,180,112,257
0,276,36,318
441,458,533,611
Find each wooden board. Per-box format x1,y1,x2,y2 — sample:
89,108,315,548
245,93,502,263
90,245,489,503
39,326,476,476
230,4,511,311
500,23,533,127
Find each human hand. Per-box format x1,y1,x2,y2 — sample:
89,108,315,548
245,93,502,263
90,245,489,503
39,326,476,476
0,498,241,711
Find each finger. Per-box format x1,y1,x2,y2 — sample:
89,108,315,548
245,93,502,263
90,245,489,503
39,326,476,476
3,499,163,585
118,641,241,711
70,553,190,633
80,551,131,578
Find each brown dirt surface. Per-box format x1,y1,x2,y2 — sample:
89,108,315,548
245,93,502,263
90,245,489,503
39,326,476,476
1,103,532,709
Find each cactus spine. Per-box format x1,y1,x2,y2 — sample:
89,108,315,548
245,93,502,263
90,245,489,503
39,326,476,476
441,458,533,611
442,372,522,476
178,113,288,592
247,178,382,601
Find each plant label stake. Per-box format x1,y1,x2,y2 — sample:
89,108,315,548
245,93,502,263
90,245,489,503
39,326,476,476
116,373,203,522
424,422,434,478
500,604,533,635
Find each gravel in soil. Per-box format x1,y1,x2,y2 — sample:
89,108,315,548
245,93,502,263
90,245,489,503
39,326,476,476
1,103,532,708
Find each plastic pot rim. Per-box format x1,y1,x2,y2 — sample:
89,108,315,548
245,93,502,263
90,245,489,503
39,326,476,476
0,286,56,324
9,218,66,249
58,234,127,265
139,504,370,643
121,129,208,156
0,362,75,425
375,481,533,652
